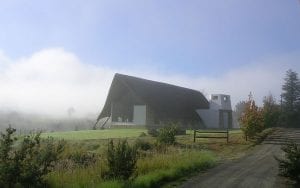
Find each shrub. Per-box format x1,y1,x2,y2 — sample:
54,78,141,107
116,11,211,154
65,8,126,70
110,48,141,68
106,139,138,180
0,126,65,187
157,125,177,145
135,139,152,151
275,141,300,184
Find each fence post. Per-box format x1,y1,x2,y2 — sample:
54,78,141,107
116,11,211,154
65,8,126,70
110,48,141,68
226,129,229,143
194,130,196,142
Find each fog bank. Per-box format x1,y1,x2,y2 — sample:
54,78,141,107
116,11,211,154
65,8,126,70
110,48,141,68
0,48,299,118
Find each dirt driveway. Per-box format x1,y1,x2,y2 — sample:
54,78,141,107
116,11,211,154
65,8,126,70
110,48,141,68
180,128,300,188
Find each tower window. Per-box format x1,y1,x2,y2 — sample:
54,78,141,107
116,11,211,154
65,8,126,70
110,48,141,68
212,96,218,100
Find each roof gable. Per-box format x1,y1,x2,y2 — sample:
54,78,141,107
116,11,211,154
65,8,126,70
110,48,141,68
98,73,209,121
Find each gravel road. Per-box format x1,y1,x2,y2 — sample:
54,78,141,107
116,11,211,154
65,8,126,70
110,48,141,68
180,128,300,188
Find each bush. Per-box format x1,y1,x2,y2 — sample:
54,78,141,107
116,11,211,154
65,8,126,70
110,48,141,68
275,141,300,184
135,139,152,151
106,139,138,180
0,126,65,187
157,125,177,145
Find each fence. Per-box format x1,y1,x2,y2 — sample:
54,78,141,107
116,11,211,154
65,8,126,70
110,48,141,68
193,129,229,143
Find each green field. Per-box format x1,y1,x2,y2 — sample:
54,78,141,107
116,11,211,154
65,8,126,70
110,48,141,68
42,128,242,140
42,128,147,140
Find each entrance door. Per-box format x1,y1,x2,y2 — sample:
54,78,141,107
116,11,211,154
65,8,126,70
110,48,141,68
133,105,146,125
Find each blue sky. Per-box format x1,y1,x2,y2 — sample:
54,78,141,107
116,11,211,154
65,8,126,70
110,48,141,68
0,0,300,116
1,0,299,75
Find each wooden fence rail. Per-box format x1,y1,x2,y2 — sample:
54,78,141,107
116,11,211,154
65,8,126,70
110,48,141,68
193,129,229,143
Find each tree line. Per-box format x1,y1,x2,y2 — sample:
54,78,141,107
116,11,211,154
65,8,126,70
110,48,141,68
237,69,300,139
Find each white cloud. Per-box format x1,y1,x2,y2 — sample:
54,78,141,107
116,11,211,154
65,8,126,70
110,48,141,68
0,48,299,117
0,48,115,117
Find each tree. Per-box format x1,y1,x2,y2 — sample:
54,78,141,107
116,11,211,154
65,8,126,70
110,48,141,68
262,94,280,128
282,69,300,113
239,93,264,140
281,69,300,126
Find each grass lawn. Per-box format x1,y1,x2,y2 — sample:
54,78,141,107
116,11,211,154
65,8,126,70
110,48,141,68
43,128,243,141
41,128,147,140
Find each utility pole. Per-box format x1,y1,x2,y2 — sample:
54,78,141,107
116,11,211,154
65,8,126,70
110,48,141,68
280,94,282,112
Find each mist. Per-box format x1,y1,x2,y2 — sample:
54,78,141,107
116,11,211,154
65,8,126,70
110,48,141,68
0,48,300,128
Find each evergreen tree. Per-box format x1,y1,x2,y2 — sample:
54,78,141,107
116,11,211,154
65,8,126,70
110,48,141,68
281,69,300,127
262,94,280,128
282,69,300,113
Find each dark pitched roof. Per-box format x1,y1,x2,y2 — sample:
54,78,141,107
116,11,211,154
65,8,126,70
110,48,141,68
98,73,209,122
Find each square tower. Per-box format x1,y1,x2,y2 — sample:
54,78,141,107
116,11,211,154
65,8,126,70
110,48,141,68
197,94,233,129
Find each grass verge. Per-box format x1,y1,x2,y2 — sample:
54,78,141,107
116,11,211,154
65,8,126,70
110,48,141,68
131,150,216,188
46,149,216,188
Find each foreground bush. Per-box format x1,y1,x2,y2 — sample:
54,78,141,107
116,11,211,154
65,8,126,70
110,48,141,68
275,141,300,184
107,139,138,180
0,126,65,187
